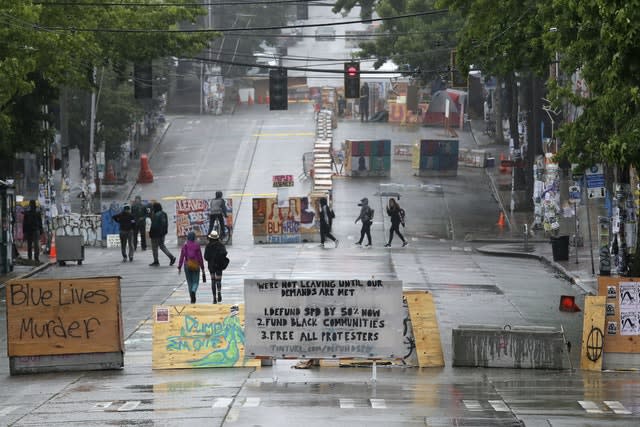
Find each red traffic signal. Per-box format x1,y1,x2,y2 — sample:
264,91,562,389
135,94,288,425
344,61,360,99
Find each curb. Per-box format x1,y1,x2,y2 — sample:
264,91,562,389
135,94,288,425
0,261,54,290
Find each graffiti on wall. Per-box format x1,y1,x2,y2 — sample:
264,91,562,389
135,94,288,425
52,214,102,246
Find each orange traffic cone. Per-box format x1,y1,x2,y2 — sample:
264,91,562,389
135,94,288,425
559,295,581,312
49,235,57,260
497,211,505,227
137,154,154,184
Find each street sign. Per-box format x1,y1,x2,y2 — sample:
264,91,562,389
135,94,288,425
586,164,605,199
569,185,581,203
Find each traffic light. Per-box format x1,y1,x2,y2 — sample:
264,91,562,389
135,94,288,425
134,62,153,99
269,68,288,110
344,62,360,99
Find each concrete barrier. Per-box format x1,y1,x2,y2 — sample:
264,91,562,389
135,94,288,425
452,324,571,369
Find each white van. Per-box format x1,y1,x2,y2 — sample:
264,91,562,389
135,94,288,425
247,53,278,76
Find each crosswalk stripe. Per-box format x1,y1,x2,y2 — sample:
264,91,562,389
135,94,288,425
604,401,632,415
213,397,234,408
370,399,386,409
463,400,483,411
0,406,19,416
489,400,510,412
91,402,112,411
117,401,141,411
578,400,603,414
243,397,260,407
339,398,356,408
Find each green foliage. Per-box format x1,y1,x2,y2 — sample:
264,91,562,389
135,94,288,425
0,0,211,159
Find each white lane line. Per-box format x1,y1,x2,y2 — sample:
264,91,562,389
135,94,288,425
212,398,234,408
489,400,510,412
117,401,141,411
463,400,483,411
604,401,632,415
243,397,260,407
578,400,603,414
340,398,356,409
370,399,386,409
0,406,20,416
90,402,112,412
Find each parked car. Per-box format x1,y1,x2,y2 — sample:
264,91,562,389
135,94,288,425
315,27,336,41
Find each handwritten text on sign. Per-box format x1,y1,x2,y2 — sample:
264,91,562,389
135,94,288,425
272,175,294,188
244,279,402,358
6,277,123,357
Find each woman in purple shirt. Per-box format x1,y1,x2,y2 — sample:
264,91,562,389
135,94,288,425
177,231,206,303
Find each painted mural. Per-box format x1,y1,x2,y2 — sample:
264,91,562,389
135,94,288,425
344,139,391,177
252,197,318,244
175,198,233,243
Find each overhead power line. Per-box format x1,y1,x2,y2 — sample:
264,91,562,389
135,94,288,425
35,0,327,6
36,9,449,33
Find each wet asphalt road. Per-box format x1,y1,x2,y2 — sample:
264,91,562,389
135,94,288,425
1,105,638,426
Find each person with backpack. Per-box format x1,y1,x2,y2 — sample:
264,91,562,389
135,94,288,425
318,197,338,248
113,205,137,262
385,198,408,247
354,197,373,247
208,191,228,239
204,230,229,304
149,202,176,267
177,231,206,303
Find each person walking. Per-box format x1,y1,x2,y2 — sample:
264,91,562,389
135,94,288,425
318,197,338,248
385,198,408,247
204,230,228,304
131,195,148,251
177,231,206,304
22,200,43,263
113,205,136,261
208,191,228,239
149,202,176,266
354,197,373,247
360,82,369,122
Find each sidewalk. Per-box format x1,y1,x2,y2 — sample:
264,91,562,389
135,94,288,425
468,118,599,295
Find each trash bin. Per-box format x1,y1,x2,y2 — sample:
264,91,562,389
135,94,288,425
550,235,570,261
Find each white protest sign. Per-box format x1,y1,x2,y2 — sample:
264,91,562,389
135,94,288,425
244,279,403,359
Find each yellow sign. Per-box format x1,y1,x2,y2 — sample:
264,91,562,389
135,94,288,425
152,304,260,369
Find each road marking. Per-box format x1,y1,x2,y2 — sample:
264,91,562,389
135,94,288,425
489,400,510,412
604,401,632,414
339,398,356,408
212,397,234,408
0,406,19,416
91,402,113,411
370,399,386,409
578,400,603,413
117,401,141,411
243,397,260,407
252,132,314,137
229,192,277,197
463,400,483,411
162,195,186,200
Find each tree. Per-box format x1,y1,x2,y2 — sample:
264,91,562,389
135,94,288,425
333,0,378,20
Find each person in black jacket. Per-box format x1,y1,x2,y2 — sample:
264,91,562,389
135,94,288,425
22,200,43,262
149,202,176,266
318,197,338,248
385,198,408,247
204,230,228,304
113,205,137,261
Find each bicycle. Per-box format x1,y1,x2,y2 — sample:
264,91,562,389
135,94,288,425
212,216,232,245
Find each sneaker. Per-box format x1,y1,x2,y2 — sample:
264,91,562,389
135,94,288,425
384,243,391,247
334,240,339,248
169,256,177,266
149,262,160,266
355,242,362,246
402,241,409,247
319,243,325,248
129,257,133,262
365,243,371,247
122,257,127,262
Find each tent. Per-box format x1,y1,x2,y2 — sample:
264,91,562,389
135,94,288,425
423,89,467,128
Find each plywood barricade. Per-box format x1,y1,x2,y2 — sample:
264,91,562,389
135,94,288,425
596,277,640,369
152,304,260,369
404,291,444,367
580,296,606,371
6,276,123,374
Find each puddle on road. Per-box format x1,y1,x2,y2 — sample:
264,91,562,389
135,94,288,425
127,381,212,393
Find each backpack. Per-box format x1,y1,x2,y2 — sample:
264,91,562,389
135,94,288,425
328,207,335,219
219,255,230,270
399,208,406,225
369,207,374,220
